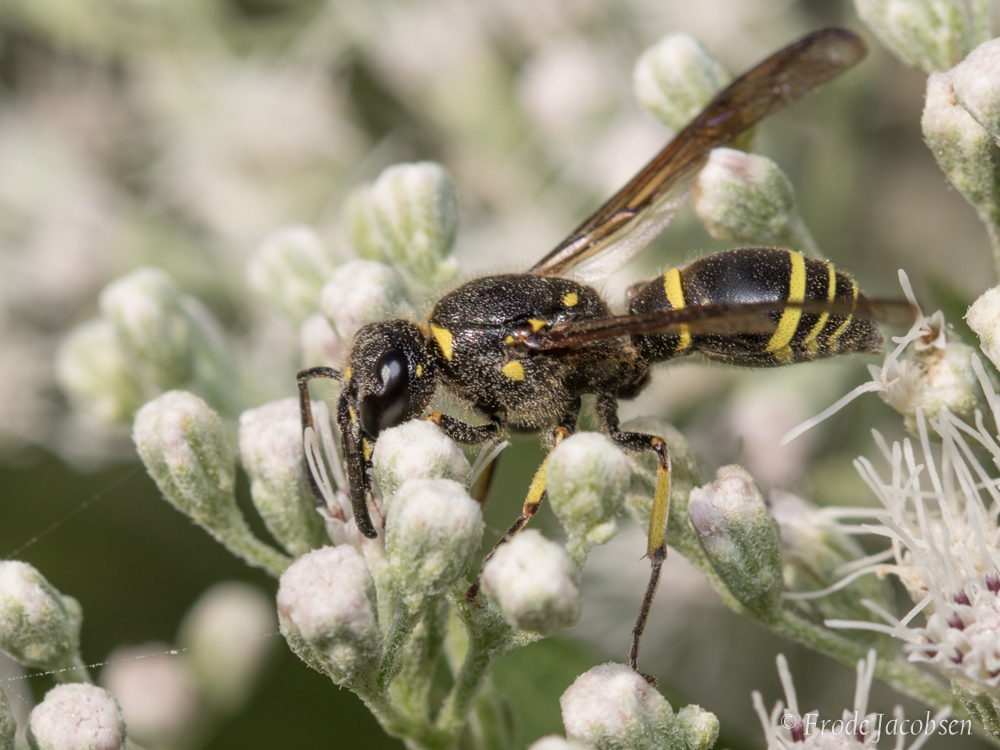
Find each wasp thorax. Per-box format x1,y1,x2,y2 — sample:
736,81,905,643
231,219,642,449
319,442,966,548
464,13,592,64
349,320,435,438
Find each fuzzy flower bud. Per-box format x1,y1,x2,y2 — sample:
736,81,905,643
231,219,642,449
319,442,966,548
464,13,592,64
99,268,233,412
26,684,126,750
0,561,84,676
372,420,471,503
55,319,144,423
239,399,329,557
687,466,782,619
922,71,1000,247
177,582,277,713
134,391,290,576
0,688,13,750
481,530,581,636
247,225,337,325
299,313,343,369
277,545,380,689
385,478,484,612
769,491,894,623
693,149,816,254
878,330,986,431
633,34,730,133
561,664,717,750
676,705,720,750
319,259,409,342
951,38,1000,140
547,433,630,550
99,645,200,749
528,738,594,750
854,0,992,73
351,162,460,295
100,268,192,394
967,286,1000,371
134,391,236,530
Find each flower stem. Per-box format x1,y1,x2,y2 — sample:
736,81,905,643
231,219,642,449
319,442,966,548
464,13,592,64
214,522,291,578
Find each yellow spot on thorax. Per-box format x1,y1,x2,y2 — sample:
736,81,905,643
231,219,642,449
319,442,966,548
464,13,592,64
416,364,423,377
528,319,547,333
430,324,454,361
562,292,579,307
501,361,525,381
663,267,690,351
343,366,352,381
765,251,806,362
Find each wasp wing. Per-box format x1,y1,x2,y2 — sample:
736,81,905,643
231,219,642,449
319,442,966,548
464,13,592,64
520,298,917,351
529,28,867,280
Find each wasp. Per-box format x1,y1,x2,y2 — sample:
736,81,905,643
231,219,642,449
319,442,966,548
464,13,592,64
297,28,916,676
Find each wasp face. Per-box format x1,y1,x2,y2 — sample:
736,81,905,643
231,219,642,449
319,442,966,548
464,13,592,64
348,320,436,438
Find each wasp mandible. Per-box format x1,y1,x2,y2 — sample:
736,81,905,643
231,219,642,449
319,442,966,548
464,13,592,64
297,27,916,676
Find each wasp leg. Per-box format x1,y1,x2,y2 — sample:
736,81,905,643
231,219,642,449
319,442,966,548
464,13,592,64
428,412,506,505
596,393,671,682
465,424,571,603
297,366,341,507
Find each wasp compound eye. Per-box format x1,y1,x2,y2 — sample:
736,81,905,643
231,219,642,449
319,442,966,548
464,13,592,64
359,348,411,437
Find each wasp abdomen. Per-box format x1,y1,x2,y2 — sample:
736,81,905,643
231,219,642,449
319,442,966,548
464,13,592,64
628,248,883,366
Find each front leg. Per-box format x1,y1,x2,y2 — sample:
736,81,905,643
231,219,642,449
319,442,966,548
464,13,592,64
595,392,671,682
428,411,505,445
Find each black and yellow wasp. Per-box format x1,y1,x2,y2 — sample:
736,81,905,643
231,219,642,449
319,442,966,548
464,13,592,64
298,28,915,676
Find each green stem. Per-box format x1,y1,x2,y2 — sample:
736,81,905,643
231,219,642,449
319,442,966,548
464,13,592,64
378,604,417,690
214,522,291,578
54,653,92,684
785,214,821,258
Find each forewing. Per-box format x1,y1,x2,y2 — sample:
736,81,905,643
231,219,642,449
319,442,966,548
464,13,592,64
529,28,867,279
520,298,917,350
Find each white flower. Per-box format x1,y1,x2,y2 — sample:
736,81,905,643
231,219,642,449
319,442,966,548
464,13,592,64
810,348,1000,696
753,650,950,749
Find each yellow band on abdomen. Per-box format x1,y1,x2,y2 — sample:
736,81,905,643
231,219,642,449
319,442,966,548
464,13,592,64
765,251,806,361
663,267,690,352
803,262,837,357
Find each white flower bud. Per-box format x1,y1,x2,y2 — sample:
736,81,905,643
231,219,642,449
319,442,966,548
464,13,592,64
98,268,234,412
99,268,194,394
372,420,471,504
878,332,986,431
26,684,126,750
687,466,782,618
633,34,729,134
676,704,719,750
277,545,380,688
343,184,384,261
369,162,459,294
0,688,14,750
134,392,290,575
481,530,581,636
855,0,992,73
0,561,84,675
299,313,343,369
385,478,484,612
922,72,1000,242
968,286,1000,371
561,663,696,750
99,645,200,749
528,737,594,750
248,225,337,325
239,399,329,557
693,149,815,254
951,38,1000,140
55,319,143,423
177,582,278,713
133,391,237,531
319,259,409,342
547,433,629,548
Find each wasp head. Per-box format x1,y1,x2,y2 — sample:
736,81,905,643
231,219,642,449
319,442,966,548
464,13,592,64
347,320,436,439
